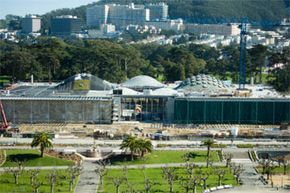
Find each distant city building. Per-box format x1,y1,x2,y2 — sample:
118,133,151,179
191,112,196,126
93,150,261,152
101,24,116,34
185,24,240,36
50,15,82,36
146,19,184,32
86,3,150,29
145,2,168,21
86,5,109,27
21,15,41,33
125,3,150,26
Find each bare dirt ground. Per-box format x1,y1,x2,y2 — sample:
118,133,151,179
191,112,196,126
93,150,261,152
269,174,290,187
17,122,282,137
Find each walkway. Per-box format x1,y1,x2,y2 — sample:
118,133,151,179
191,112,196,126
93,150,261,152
74,161,99,193
107,162,225,169
215,150,289,193
0,165,70,171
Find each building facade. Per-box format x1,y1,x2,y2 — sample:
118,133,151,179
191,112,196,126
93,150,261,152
146,19,184,32
21,15,41,33
185,24,240,36
50,15,82,36
86,5,109,27
86,3,150,29
145,3,168,21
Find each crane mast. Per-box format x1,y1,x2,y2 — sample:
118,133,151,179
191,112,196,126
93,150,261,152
0,100,9,131
239,19,248,90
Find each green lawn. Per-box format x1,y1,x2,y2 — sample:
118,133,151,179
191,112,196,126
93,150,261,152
2,149,74,167
100,167,236,193
109,150,219,165
0,169,77,193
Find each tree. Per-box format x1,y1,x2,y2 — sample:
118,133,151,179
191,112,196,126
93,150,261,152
28,169,40,186
202,139,216,167
68,165,82,191
224,153,233,168
111,176,124,193
6,161,24,185
31,177,41,193
249,44,267,83
215,167,226,186
162,166,177,193
120,137,153,161
137,138,153,158
95,162,107,189
231,163,244,184
120,136,139,161
200,172,209,190
31,132,53,157
47,170,57,193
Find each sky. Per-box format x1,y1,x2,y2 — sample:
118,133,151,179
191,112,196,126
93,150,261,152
0,0,98,19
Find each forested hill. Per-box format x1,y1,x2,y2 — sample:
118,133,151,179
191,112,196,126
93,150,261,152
98,0,289,24
41,0,289,30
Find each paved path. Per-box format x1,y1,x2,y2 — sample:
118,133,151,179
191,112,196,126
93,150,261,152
107,162,226,169
0,166,70,171
74,161,99,193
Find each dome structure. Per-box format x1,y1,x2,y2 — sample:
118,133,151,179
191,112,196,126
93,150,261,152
121,75,165,91
175,74,232,95
56,73,114,92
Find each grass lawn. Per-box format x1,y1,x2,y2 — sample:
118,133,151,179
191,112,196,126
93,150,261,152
2,149,74,167
109,150,219,165
0,169,77,193
99,167,236,193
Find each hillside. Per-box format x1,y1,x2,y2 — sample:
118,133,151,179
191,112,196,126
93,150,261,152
40,0,289,30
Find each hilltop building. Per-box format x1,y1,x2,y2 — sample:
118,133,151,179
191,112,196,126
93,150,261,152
21,15,41,33
185,23,240,36
87,3,169,29
145,2,168,21
50,15,82,36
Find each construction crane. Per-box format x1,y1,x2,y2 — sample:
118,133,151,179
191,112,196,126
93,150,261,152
239,18,248,90
0,100,9,131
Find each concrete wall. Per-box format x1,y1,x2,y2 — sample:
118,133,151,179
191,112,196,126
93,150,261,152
0,98,112,124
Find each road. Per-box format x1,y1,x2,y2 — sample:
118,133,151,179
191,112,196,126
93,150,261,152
1,137,289,146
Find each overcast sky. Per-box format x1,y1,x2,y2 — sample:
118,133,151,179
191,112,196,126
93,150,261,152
0,0,98,19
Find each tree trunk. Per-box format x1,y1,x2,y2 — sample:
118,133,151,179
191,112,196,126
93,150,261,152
116,185,120,193
69,180,73,192
169,182,173,193
206,146,210,167
203,179,207,190
50,183,54,193
194,185,197,193
131,151,134,161
41,146,44,157
100,175,103,185
14,174,19,184
283,164,286,175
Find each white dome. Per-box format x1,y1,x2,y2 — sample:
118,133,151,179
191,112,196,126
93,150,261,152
121,75,165,90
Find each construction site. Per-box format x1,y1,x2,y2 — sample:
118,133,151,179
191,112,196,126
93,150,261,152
0,72,289,139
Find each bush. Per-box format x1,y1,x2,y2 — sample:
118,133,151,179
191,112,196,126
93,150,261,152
236,144,254,148
156,144,169,148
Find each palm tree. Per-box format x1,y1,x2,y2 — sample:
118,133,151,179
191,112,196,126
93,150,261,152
31,132,53,157
137,139,153,158
202,139,216,167
120,136,139,161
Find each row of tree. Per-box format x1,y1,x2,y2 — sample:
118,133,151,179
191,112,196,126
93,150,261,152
3,162,81,193
0,37,289,91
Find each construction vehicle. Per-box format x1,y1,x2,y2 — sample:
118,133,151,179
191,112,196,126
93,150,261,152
0,100,9,132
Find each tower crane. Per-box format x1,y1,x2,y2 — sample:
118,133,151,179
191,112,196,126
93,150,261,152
0,100,9,132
